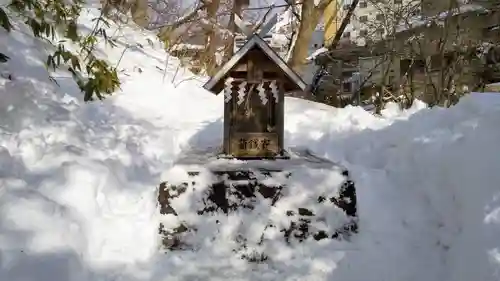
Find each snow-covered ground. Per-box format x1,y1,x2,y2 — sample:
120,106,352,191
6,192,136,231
1,6,500,281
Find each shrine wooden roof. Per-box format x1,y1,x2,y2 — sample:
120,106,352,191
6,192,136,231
203,33,307,94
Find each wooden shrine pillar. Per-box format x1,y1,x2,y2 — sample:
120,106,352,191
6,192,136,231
203,13,307,160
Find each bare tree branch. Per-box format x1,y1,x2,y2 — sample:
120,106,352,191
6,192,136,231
150,0,209,30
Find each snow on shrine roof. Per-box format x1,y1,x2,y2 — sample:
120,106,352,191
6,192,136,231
203,34,307,94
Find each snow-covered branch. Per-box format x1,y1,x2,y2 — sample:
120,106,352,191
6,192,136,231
147,0,209,30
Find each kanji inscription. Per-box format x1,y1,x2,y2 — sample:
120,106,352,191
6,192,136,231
230,133,278,157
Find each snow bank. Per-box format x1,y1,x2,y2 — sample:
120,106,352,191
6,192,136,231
1,4,500,281
285,93,500,281
0,6,217,278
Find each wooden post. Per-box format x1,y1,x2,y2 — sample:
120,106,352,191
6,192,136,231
277,80,285,155
223,78,233,154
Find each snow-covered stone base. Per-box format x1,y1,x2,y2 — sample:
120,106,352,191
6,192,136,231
157,148,357,261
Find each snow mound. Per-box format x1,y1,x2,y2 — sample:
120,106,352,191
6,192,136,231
1,4,500,281
158,147,357,261
159,163,351,246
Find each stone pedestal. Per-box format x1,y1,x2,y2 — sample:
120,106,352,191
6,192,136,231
157,147,358,255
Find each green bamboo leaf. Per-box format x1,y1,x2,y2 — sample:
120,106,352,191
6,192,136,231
0,8,13,32
0,52,10,63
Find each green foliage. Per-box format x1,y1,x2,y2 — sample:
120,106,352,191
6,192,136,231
0,7,13,31
1,0,121,101
0,52,9,63
0,7,12,63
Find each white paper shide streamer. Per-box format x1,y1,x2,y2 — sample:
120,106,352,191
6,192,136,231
257,82,267,105
237,81,247,105
224,77,234,103
269,80,278,103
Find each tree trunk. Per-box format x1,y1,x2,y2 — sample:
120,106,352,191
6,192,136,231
130,0,150,28
288,1,323,74
222,0,245,64
204,0,220,76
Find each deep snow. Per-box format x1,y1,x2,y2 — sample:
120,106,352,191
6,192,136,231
1,5,500,281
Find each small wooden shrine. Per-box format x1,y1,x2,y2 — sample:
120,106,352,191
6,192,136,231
157,14,358,253
203,14,306,159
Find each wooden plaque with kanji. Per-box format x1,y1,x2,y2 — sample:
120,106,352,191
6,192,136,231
224,78,282,157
